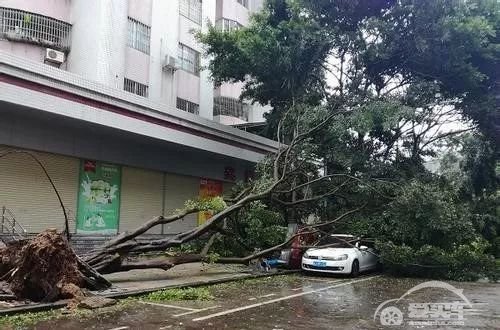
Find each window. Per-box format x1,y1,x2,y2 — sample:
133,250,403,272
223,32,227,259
237,0,249,9
213,96,249,121
124,78,149,97
177,43,201,75
215,18,243,32
127,17,151,54
177,98,199,115
0,7,71,51
179,0,202,25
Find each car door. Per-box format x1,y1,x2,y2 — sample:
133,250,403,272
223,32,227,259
357,245,378,270
365,247,379,270
357,247,371,270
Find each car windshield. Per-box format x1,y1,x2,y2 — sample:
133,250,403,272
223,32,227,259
317,235,355,247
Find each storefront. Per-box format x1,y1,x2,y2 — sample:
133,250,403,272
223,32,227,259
0,145,232,235
0,54,277,238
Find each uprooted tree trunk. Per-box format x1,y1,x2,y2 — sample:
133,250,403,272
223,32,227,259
0,229,111,302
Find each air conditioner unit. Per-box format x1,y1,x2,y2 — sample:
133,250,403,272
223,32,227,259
163,55,180,72
45,48,65,64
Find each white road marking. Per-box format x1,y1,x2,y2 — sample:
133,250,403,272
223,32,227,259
304,277,341,283
173,305,221,317
139,301,198,311
257,293,277,298
193,276,380,322
248,297,257,301
107,327,129,330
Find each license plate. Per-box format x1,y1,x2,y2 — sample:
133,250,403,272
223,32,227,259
313,261,327,267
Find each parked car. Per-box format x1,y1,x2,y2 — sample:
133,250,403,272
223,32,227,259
280,228,319,269
301,234,379,276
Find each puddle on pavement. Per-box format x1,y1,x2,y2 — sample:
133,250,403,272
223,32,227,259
20,275,500,330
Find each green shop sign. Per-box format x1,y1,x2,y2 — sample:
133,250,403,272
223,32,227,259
76,160,121,234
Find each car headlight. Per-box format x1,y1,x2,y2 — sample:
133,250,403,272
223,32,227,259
303,252,310,259
328,254,348,261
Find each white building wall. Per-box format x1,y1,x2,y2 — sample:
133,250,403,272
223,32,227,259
0,0,71,66
177,15,202,106
0,0,71,22
216,0,250,25
128,0,152,25
0,0,267,123
124,48,150,85
199,0,216,120
67,0,128,89
212,0,268,124
148,0,178,106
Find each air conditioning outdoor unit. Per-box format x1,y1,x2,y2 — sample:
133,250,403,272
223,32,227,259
163,55,180,72
45,48,65,64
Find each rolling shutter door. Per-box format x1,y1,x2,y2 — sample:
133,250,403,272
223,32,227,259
0,145,79,233
163,173,199,234
119,166,163,234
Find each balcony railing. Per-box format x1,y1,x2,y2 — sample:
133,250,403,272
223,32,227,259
0,7,71,51
214,96,249,121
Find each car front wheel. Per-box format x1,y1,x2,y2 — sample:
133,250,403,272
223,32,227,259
350,259,359,277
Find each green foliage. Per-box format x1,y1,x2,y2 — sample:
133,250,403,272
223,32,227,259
144,287,214,302
377,240,497,281
183,196,227,214
204,252,221,264
0,310,59,328
491,237,500,258
0,299,138,328
360,179,499,281
212,202,287,257
374,180,476,249
198,0,500,280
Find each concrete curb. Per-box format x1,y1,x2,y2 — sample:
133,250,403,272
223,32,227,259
0,269,300,316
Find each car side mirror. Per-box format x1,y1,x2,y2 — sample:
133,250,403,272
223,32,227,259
359,245,368,251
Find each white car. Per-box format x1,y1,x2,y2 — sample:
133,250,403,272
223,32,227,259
302,234,379,276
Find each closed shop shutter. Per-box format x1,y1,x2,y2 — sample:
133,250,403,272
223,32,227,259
0,145,79,233
163,173,199,234
119,166,163,234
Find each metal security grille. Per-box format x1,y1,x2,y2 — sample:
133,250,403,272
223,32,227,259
176,97,199,115
213,96,249,121
215,18,243,32
0,7,71,51
179,0,202,25
127,17,151,54
124,78,149,97
177,43,200,75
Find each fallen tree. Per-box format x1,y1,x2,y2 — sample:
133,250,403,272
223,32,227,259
80,107,377,274
0,108,375,301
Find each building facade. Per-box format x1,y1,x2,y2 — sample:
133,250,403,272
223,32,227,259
0,0,266,124
0,0,277,240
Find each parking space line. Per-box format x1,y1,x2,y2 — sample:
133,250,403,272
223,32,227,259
139,301,198,311
107,327,129,330
193,276,380,322
304,277,342,283
173,305,221,317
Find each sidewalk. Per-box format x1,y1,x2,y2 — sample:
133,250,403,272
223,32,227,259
0,263,297,315
99,263,263,297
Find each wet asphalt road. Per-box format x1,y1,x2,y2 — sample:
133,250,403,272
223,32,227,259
33,274,500,330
